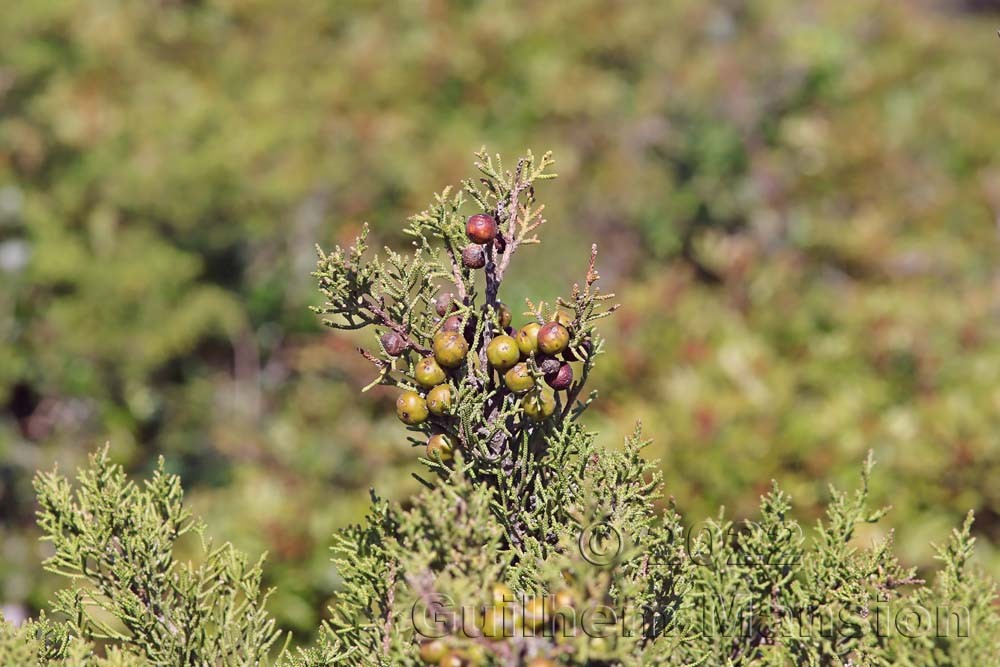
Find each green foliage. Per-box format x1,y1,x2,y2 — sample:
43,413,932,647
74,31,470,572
19,428,997,664
33,448,282,665
292,445,1000,664
0,613,150,666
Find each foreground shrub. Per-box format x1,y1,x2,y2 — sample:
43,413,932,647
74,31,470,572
5,152,998,665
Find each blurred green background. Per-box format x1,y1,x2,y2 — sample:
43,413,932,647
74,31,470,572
2,0,1000,638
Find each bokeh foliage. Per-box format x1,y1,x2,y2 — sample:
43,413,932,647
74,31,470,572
2,0,999,637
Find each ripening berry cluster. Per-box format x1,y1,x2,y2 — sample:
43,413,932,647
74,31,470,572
417,581,581,666
384,213,589,465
